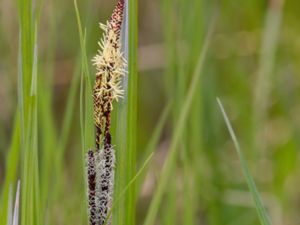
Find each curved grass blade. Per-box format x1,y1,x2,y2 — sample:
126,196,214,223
217,98,272,225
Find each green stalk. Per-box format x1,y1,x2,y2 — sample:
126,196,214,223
125,0,138,224
19,23,40,225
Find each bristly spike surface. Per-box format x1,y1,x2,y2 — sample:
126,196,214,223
109,0,125,38
95,146,115,225
87,150,97,225
92,0,126,148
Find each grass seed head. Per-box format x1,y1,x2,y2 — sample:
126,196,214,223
92,0,126,139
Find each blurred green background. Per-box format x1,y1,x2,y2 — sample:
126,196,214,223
0,0,300,224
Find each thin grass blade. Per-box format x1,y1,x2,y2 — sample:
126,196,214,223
217,98,272,225
125,0,138,224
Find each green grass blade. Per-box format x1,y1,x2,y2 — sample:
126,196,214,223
74,0,94,152
111,0,139,224
17,0,41,223
80,67,85,152
0,115,20,225
38,65,57,216
125,0,138,224
217,98,272,225
74,0,92,86
143,8,218,225
74,2,94,223
31,24,40,225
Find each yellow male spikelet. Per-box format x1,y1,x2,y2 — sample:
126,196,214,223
92,0,126,149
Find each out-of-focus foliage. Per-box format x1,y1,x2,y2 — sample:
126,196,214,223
1,0,300,225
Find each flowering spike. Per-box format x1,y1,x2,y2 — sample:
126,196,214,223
92,0,126,149
86,0,126,224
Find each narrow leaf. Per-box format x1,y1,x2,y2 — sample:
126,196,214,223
217,98,272,225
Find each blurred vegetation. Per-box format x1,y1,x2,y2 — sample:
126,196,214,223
1,0,300,224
